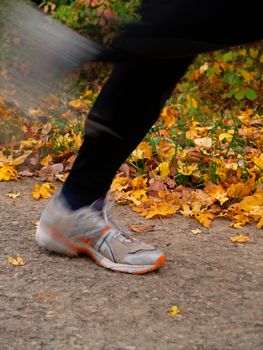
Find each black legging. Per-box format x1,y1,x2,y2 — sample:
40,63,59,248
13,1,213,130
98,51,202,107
61,0,262,207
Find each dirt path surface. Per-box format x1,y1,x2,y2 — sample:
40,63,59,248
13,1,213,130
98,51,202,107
1,179,263,350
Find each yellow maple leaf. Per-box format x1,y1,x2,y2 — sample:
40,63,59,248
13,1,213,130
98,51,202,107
168,305,181,316
180,204,193,217
229,234,249,243
110,177,130,192
177,161,198,176
0,164,18,181
219,133,233,143
32,182,56,200
155,161,170,178
7,254,25,266
128,189,147,205
195,212,215,228
6,192,20,199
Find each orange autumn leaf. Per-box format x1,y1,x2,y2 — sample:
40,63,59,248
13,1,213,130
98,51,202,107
156,139,175,162
0,164,18,181
110,176,130,192
133,200,177,219
204,182,229,205
195,212,215,228
227,182,252,199
32,182,56,200
132,141,152,160
7,254,25,266
132,176,148,190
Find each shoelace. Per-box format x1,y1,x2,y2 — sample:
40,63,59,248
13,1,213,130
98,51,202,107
75,201,134,243
103,202,134,243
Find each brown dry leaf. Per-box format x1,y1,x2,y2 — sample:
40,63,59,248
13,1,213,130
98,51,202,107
19,170,34,177
7,254,25,266
128,224,155,233
229,234,249,243
39,163,64,181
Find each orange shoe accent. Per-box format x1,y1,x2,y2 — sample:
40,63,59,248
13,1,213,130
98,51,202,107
132,255,167,275
48,227,79,256
100,226,111,236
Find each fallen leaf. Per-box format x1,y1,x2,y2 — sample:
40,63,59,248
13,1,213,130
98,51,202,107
19,170,34,177
6,192,20,199
229,234,249,243
168,305,181,316
195,212,215,228
0,164,18,181
7,254,25,266
191,228,202,235
158,161,170,178
40,154,53,166
128,225,155,233
32,182,56,200
194,137,212,148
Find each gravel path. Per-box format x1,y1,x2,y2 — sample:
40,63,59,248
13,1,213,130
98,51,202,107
1,179,263,350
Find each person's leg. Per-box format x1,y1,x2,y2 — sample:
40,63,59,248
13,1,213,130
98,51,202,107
35,58,193,274
61,58,193,210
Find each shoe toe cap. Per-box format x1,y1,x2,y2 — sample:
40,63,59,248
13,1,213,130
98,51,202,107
123,249,165,266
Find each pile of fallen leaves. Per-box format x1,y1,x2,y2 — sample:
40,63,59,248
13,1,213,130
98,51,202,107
0,43,262,230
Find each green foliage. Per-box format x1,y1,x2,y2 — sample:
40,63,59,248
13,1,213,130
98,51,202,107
37,0,140,44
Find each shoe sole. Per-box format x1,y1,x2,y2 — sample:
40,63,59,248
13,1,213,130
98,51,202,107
36,225,166,274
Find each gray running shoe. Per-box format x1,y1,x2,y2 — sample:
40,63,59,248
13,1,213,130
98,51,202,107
35,194,166,274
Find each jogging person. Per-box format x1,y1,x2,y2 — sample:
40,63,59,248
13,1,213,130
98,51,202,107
35,0,262,274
